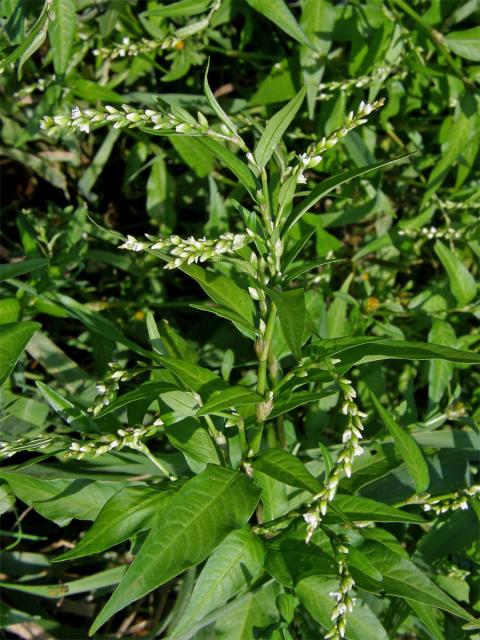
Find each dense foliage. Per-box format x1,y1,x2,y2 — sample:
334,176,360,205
1,1,479,638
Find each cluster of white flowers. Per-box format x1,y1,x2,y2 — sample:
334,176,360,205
89,363,143,416
441,199,480,211
93,36,178,60
423,485,480,515
324,542,356,640
41,103,245,147
41,103,172,135
304,375,365,543
318,63,406,98
295,99,384,182
65,423,163,460
398,226,461,240
0,435,61,458
119,232,249,269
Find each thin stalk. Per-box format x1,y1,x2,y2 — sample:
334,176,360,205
260,168,273,232
249,303,277,455
256,304,277,397
138,443,171,478
204,414,230,466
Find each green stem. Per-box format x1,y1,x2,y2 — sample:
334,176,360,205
204,415,230,466
260,169,273,232
138,444,171,478
257,304,277,396
249,304,277,455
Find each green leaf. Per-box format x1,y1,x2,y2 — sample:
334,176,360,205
329,495,425,525
252,448,322,494
265,524,337,587
97,381,177,417
197,386,263,416
428,320,456,405
188,138,258,196
165,418,221,471
347,546,383,582
0,471,126,527
158,355,222,393
171,527,265,637
254,88,306,168
198,581,281,640
55,486,176,562
445,27,480,61
191,303,257,339
142,0,211,18
334,339,480,369
268,288,306,360
182,263,256,328
36,381,97,432
146,315,197,362
145,155,176,227
78,129,121,199
408,601,445,640
90,465,261,634
246,0,313,49
1,0,50,79
0,566,125,598
171,135,214,178
0,258,48,281
297,576,389,640
327,273,353,339
204,61,238,136
283,155,412,234
48,0,76,76
423,93,478,202
361,541,475,622
0,321,40,386
268,390,332,419
370,392,429,494
148,134,258,197
434,241,477,306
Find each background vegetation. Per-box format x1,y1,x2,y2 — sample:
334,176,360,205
0,1,479,639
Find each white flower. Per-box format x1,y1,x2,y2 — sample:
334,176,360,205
296,173,307,184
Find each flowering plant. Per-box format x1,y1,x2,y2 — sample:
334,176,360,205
1,1,479,638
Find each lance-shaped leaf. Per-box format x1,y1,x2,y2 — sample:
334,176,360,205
90,465,261,635
48,0,77,76
197,386,263,416
335,339,480,369
327,495,424,525
254,88,306,168
297,576,389,640
0,566,126,599
171,528,265,637
204,61,238,135
434,240,477,306
246,0,314,49
268,288,306,361
361,541,476,622
252,448,322,494
370,392,429,494
0,321,40,386
283,154,413,234
36,381,97,432
181,264,256,328
0,258,48,281
55,485,176,562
